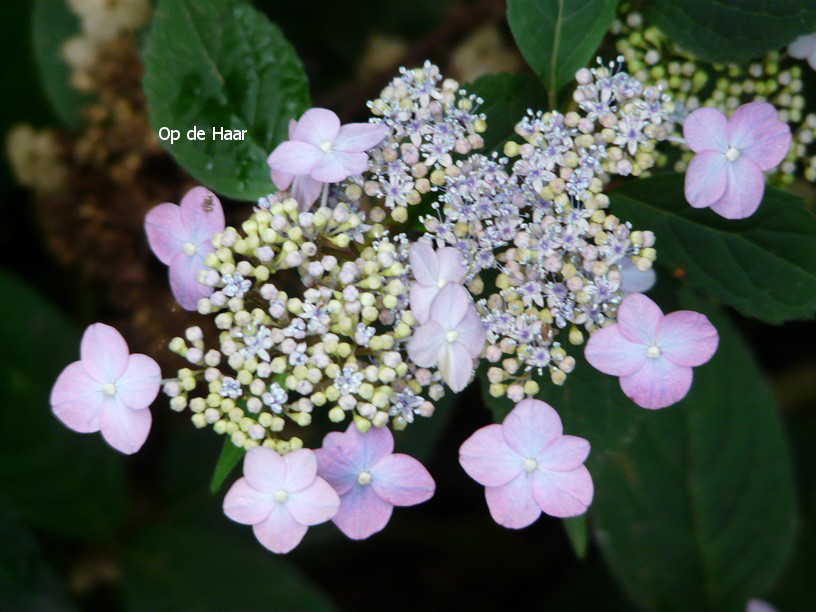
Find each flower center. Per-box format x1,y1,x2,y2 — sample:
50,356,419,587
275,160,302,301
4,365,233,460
522,458,538,473
274,489,288,503
357,471,372,485
647,345,661,359
725,147,740,162
319,140,333,153
436,278,446,289
445,330,459,343
183,242,198,256
102,383,117,396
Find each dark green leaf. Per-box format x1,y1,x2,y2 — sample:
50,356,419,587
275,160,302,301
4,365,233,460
123,520,337,611
592,292,798,610
143,0,310,200
645,0,816,65
209,437,245,495
611,174,816,323
563,515,588,559
465,73,546,152
507,0,619,106
394,390,457,463
0,270,126,540
32,0,89,130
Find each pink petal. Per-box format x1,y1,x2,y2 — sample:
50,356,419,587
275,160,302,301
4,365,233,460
282,448,318,492
179,187,225,244
290,176,324,209
50,361,104,433
438,342,474,392
684,151,728,208
169,252,212,311
333,123,388,152
727,102,792,170
436,247,466,282
292,108,341,146
617,293,663,346
537,436,591,471
252,504,308,553
315,434,359,496
620,259,656,294
709,158,765,220
428,283,469,329
330,150,369,177
269,167,293,191
332,483,393,540
309,153,348,183
80,323,129,383
459,424,523,487
410,242,439,286
409,284,439,324
99,400,151,454
287,118,297,139
531,466,593,517
502,399,563,458
144,203,185,265
243,447,287,492
683,107,728,153
352,425,395,468
267,141,322,176
286,477,340,525
223,478,274,525
485,472,541,529
455,307,486,358
620,358,693,409
370,454,435,506
115,354,161,410
656,311,719,367
407,321,445,367
585,324,647,376
789,35,816,59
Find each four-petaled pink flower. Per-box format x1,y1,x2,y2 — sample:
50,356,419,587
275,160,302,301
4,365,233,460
316,423,435,540
409,241,467,323
223,447,340,554
268,118,324,209
585,293,719,409
408,283,486,392
50,323,160,454
145,187,225,310
459,399,593,528
267,108,388,188
683,102,791,219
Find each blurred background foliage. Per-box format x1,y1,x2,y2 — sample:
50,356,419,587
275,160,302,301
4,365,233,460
1,0,816,610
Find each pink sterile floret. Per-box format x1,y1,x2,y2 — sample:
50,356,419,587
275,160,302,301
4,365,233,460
409,241,467,324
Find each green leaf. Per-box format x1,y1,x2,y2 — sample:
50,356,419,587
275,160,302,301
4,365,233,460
645,0,816,65
610,174,816,323
209,437,245,495
592,292,798,610
507,0,619,106
143,0,310,200
123,520,337,611
32,0,89,130
393,391,456,463
563,515,588,559
465,73,546,153
0,270,126,540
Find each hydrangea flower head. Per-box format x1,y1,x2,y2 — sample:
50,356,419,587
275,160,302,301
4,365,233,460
223,447,340,554
683,102,791,219
144,186,225,310
789,34,816,70
316,424,435,540
267,108,388,185
408,283,486,392
50,323,160,454
409,241,467,323
459,398,593,527
585,293,719,409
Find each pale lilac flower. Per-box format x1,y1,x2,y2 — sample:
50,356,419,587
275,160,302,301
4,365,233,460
50,323,160,454
268,119,324,208
145,187,225,310
409,241,466,323
316,424,435,540
620,258,656,294
683,103,791,219
223,447,340,554
585,293,719,409
789,34,816,70
459,399,593,528
407,284,485,392
267,108,388,187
